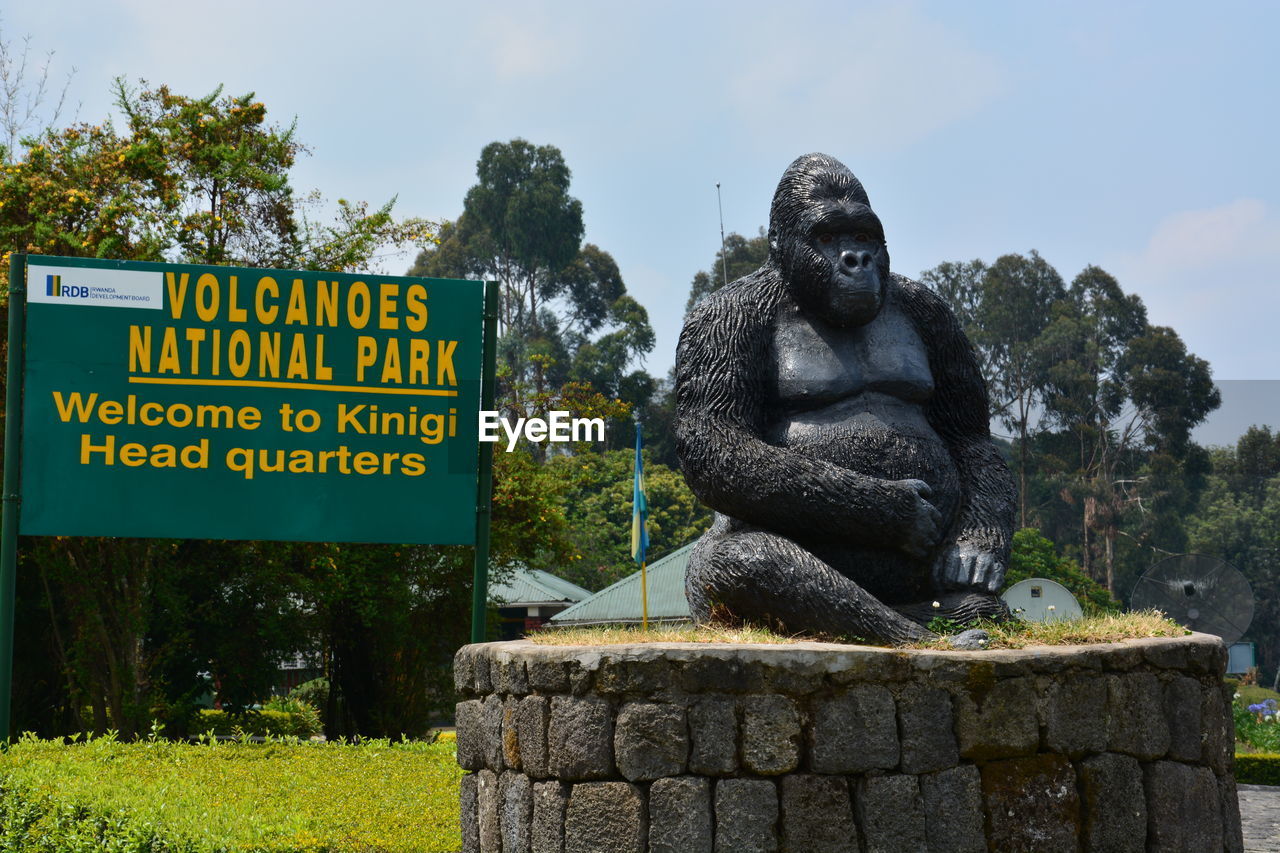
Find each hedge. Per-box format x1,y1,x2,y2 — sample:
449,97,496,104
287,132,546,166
0,734,463,852
1236,752,1280,787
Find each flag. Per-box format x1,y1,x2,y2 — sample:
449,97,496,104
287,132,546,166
631,423,648,566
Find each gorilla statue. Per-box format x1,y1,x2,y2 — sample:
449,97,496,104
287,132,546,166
675,153,1016,644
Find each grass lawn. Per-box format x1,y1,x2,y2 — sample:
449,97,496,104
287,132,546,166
0,734,464,852
534,610,1188,650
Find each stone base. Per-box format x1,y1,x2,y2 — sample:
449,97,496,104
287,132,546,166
453,634,1242,853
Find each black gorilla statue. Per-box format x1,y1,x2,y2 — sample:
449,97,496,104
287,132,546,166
675,154,1016,644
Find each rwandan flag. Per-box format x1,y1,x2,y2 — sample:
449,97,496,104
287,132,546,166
631,424,649,566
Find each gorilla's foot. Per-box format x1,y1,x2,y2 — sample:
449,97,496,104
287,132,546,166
895,590,1011,627
687,529,936,645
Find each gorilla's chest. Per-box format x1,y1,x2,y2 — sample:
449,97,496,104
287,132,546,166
770,304,934,408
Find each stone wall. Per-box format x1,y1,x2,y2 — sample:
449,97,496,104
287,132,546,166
454,635,1242,852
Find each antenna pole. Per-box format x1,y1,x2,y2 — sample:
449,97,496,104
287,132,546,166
716,183,729,289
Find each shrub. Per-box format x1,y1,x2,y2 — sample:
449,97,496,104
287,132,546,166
1236,753,1280,786
196,708,322,738
0,734,463,852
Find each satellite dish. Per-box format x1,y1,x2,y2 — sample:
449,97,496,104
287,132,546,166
1002,578,1083,623
1130,554,1254,645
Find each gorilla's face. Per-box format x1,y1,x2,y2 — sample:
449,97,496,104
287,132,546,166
769,154,891,328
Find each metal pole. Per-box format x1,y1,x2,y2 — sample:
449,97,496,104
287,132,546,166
0,254,26,742
716,183,729,290
470,281,499,645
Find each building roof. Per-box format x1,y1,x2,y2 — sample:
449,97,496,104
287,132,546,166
549,543,695,626
489,566,592,608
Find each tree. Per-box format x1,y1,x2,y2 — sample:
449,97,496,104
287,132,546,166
539,449,712,591
685,228,769,314
1,80,436,737
410,140,655,450
1000,528,1120,615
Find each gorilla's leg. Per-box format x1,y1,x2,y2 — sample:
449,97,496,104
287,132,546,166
686,524,935,645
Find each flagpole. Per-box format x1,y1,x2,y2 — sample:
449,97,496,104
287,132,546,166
641,560,649,631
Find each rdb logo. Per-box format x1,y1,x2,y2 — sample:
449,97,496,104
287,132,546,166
45,275,88,298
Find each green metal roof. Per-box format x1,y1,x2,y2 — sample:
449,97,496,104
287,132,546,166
489,566,592,607
549,543,695,626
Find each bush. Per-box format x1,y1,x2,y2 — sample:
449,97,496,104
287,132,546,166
0,733,463,852
195,708,322,738
1236,753,1280,786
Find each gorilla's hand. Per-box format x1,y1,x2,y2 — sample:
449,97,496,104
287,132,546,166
893,479,943,558
935,541,1004,593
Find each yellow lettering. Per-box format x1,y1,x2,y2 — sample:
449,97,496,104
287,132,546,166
356,337,377,382
286,334,309,379
228,329,251,378
316,281,338,327
129,325,151,372
437,340,458,386
409,338,430,384
227,275,247,322
165,272,190,320
285,278,309,325
347,281,371,329
405,284,428,332
378,283,400,330
255,276,280,324
195,272,220,322
380,338,403,383
259,332,281,379
184,328,206,374
158,327,181,374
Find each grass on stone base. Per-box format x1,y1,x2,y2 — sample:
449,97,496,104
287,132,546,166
532,610,1187,650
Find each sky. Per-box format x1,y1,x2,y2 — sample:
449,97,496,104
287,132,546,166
7,0,1279,445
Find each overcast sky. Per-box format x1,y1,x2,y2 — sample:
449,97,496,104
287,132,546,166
8,0,1278,445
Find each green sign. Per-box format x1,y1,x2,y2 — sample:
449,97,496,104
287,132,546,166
17,256,486,544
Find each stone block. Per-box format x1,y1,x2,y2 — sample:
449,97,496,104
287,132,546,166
564,782,646,853
501,771,532,853
1079,752,1146,852
919,766,984,853
714,778,778,853
532,781,568,853
1144,761,1223,852
680,654,761,693
456,700,486,771
461,773,479,853
549,696,614,780
596,655,672,695
779,775,858,853
1202,683,1234,774
856,774,927,853
503,696,523,771
1106,673,1170,760
810,685,898,773
518,695,550,778
741,695,801,775
494,654,529,695
614,702,687,781
455,648,477,695
482,694,506,772
1164,675,1204,762
1220,772,1244,853
897,684,958,773
1041,673,1107,755
477,769,501,853
980,754,1080,851
650,777,712,853
528,657,570,693
689,697,738,776
954,676,1039,760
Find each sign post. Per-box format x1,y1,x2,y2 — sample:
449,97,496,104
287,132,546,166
0,254,494,739
0,253,27,741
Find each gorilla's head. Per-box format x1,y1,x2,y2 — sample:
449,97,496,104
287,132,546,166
768,154,891,327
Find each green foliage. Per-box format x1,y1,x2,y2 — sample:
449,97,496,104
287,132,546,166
539,449,712,591
0,734,463,852
195,708,321,738
1235,753,1280,786
1001,528,1121,614
287,679,329,713
1186,428,1280,687
922,252,1219,596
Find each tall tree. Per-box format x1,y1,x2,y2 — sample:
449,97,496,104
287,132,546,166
685,228,769,314
410,140,654,447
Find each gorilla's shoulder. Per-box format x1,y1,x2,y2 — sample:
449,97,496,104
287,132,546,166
685,266,784,328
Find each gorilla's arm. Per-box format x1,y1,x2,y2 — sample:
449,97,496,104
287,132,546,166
675,270,936,548
897,275,1018,591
